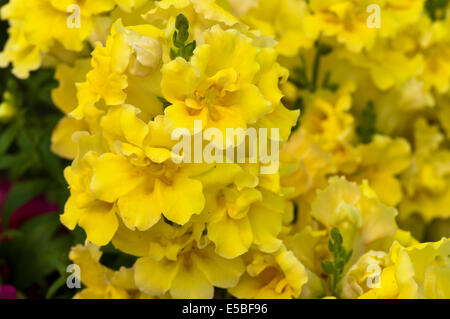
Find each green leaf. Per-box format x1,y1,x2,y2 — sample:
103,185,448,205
171,14,195,61
38,134,66,186
173,31,184,48
184,41,196,59
170,48,178,60
321,261,335,274
318,43,333,55
0,121,20,154
0,154,18,169
356,101,377,144
322,71,339,92
330,227,343,245
345,249,353,263
322,227,353,297
45,275,67,299
328,239,335,252
1,179,49,229
425,0,449,21
6,214,72,290
158,96,172,109
178,28,189,43
175,14,189,31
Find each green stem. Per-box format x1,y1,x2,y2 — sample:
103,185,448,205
310,49,322,92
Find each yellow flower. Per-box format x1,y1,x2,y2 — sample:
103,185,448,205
161,25,298,145
52,59,92,114
205,186,284,258
69,243,135,299
62,104,208,241
306,0,424,53
143,0,240,31
373,78,434,137
229,0,319,56
0,0,117,78
400,118,450,222
135,243,245,298
71,20,165,121
51,116,90,160
300,91,359,174
280,128,334,201
414,13,450,94
338,42,423,90
60,133,118,246
350,135,411,207
51,59,92,159
421,43,450,93
311,177,398,251
114,0,149,12
229,246,308,299
355,239,450,299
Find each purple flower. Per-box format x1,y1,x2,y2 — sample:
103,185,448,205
0,284,18,299
0,179,59,232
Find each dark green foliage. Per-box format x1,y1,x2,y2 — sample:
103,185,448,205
356,101,377,144
425,0,449,21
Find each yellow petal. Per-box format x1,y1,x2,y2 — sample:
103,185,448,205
91,153,146,203
134,256,180,296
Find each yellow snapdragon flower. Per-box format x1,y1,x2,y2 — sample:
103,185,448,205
306,0,424,53
69,244,135,299
135,242,245,298
350,239,450,299
61,106,208,244
349,135,411,207
228,0,320,57
400,118,450,222
229,246,308,299
161,24,298,146
0,0,118,78
143,0,240,33
71,20,165,121
286,177,400,282
51,59,92,159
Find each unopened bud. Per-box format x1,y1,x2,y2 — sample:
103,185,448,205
0,92,16,122
129,36,163,76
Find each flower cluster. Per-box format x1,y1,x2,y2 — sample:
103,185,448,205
1,0,449,299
